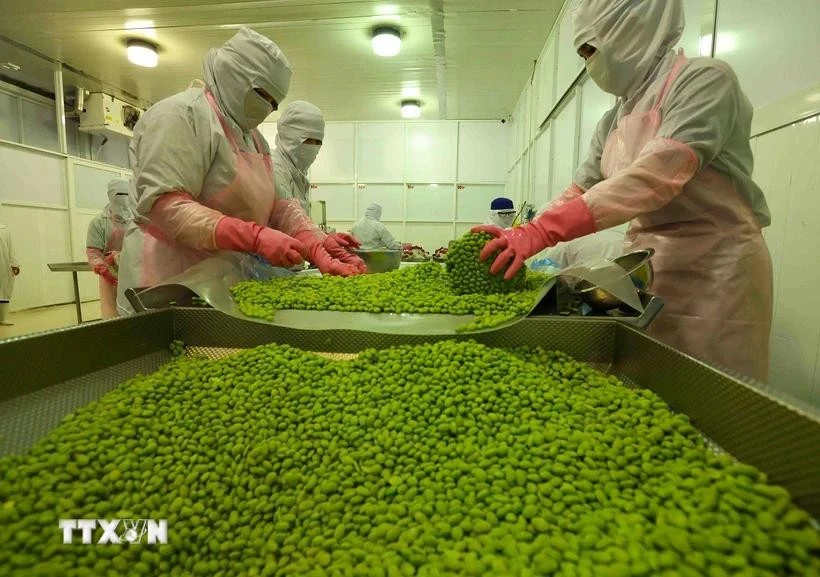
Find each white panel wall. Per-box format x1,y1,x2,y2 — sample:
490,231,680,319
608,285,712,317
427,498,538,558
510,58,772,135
357,123,405,182
405,123,458,183
311,122,355,183
555,0,583,100
356,183,403,221
311,183,356,221
530,126,552,212
550,94,579,202
405,184,454,222
457,122,507,184
287,120,508,252
679,0,707,57
753,116,820,406
0,92,20,142
717,0,820,109
0,205,73,311
533,37,558,134
0,143,64,206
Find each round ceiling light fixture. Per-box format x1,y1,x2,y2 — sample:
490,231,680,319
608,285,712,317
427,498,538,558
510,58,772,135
126,39,159,68
371,26,401,57
401,99,421,119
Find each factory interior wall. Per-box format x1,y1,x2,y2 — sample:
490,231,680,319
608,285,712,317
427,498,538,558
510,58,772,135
506,0,820,406
0,75,509,313
257,120,509,250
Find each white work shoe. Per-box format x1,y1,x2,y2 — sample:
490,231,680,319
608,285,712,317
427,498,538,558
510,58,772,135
0,302,12,325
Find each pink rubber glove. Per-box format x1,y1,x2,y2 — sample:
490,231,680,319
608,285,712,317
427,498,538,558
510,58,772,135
472,197,596,280
324,234,367,274
215,217,308,268
93,263,118,286
294,231,363,277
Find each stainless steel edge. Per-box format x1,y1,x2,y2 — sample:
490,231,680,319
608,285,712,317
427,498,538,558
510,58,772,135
612,323,820,517
0,310,173,403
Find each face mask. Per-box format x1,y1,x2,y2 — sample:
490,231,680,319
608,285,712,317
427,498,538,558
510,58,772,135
110,195,131,221
585,49,633,97
242,90,273,130
292,143,321,172
491,212,515,228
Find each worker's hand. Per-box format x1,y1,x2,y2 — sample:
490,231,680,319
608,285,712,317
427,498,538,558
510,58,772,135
314,248,364,277
294,231,364,277
472,199,597,280
323,234,367,274
254,228,309,268
327,232,360,250
93,263,118,286
215,217,308,268
471,225,534,280
11,266,19,276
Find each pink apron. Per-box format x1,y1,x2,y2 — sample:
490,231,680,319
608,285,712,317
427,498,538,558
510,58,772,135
601,53,773,381
137,90,277,288
98,225,126,320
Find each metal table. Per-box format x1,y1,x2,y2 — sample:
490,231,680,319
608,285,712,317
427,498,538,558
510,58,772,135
47,262,92,324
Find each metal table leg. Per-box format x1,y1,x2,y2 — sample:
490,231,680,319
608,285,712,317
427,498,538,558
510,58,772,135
72,272,83,324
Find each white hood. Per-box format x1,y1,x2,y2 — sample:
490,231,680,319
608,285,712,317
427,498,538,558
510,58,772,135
203,27,292,131
573,0,684,98
365,203,383,221
275,101,325,172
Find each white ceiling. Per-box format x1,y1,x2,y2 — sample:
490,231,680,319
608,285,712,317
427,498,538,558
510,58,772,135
0,0,563,121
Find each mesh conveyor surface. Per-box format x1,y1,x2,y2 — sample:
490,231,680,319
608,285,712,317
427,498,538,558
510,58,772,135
0,351,171,455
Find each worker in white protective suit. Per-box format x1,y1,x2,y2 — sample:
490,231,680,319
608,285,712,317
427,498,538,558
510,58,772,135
273,101,365,272
0,221,20,326
474,0,773,381
351,204,403,251
486,197,517,229
543,228,625,269
87,179,134,319
117,28,364,315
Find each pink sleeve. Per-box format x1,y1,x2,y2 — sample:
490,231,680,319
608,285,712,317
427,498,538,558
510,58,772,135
86,247,105,268
582,138,699,230
539,183,585,215
148,191,225,251
269,198,325,242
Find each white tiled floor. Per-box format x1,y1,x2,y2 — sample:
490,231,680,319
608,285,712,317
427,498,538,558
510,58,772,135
0,301,102,339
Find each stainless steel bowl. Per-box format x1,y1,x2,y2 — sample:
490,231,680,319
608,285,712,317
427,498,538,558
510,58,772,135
574,249,655,311
353,249,403,274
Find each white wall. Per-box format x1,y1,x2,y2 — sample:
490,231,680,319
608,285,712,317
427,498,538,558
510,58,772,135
505,0,820,405
0,83,131,312
260,120,509,252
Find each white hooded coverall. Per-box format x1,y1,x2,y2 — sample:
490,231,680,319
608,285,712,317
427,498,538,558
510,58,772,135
553,0,773,380
117,28,322,315
272,101,325,214
351,204,402,251
87,179,134,319
0,223,19,324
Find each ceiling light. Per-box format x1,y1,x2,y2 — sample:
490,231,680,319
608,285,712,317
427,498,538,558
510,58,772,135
401,99,421,119
127,39,159,68
372,26,401,57
0,62,21,71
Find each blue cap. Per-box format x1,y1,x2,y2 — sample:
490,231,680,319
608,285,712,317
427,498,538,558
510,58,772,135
490,197,514,211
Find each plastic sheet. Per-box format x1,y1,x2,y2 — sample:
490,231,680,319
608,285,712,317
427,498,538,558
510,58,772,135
138,252,557,335
558,257,645,313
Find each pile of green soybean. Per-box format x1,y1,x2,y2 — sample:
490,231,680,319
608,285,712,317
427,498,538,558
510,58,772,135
1,341,818,577
231,261,549,332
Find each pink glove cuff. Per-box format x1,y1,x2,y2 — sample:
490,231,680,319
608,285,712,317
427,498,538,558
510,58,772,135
293,230,324,260
214,217,262,253
530,196,597,248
